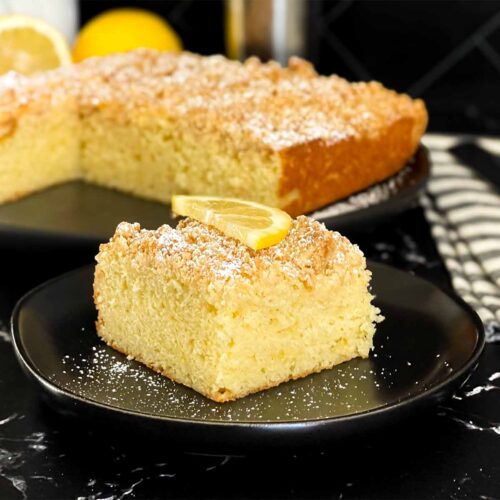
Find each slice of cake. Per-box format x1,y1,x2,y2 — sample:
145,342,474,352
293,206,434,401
0,49,427,213
94,215,382,402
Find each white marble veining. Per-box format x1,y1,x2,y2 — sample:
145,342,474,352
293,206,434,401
437,370,500,438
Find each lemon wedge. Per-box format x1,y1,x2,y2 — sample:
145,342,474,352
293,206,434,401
0,15,71,75
171,196,292,251
72,8,182,62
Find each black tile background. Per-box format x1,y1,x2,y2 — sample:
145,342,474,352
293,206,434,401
80,0,500,134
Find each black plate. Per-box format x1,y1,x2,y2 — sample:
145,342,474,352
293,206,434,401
11,260,483,451
0,147,429,249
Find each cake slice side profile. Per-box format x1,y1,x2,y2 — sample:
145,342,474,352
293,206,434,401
94,216,382,402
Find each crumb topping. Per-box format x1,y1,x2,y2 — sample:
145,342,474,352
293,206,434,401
0,67,77,137
0,49,424,149
101,216,365,288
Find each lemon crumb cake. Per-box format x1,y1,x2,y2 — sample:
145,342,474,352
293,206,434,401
94,216,382,402
0,49,427,215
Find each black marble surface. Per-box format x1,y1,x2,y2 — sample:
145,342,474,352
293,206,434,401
1,207,500,499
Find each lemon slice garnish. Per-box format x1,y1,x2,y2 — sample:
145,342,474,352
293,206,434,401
0,15,71,75
172,196,292,251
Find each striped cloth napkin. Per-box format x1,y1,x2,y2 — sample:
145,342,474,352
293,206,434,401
422,134,500,342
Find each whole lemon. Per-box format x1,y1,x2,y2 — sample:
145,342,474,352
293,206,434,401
72,8,182,62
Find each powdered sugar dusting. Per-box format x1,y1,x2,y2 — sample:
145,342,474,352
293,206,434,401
1,48,422,151
102,216,366,289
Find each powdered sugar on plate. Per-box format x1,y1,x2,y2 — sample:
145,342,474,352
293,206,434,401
53,328,408,423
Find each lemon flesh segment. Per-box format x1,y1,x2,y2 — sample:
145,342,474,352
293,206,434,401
171,196,292,251
0,15,71,75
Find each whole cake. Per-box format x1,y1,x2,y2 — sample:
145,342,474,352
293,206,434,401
0,49,427,215
94,215,382,402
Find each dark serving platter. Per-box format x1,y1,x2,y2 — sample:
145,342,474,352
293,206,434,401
12,259,483,452
0,147,429,249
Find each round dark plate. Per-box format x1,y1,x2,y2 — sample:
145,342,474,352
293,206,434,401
11,260,483,451
0,147,429,249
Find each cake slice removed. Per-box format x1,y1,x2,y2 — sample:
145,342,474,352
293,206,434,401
94,215,382,402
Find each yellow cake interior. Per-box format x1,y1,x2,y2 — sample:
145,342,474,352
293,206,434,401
79,109,282,207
